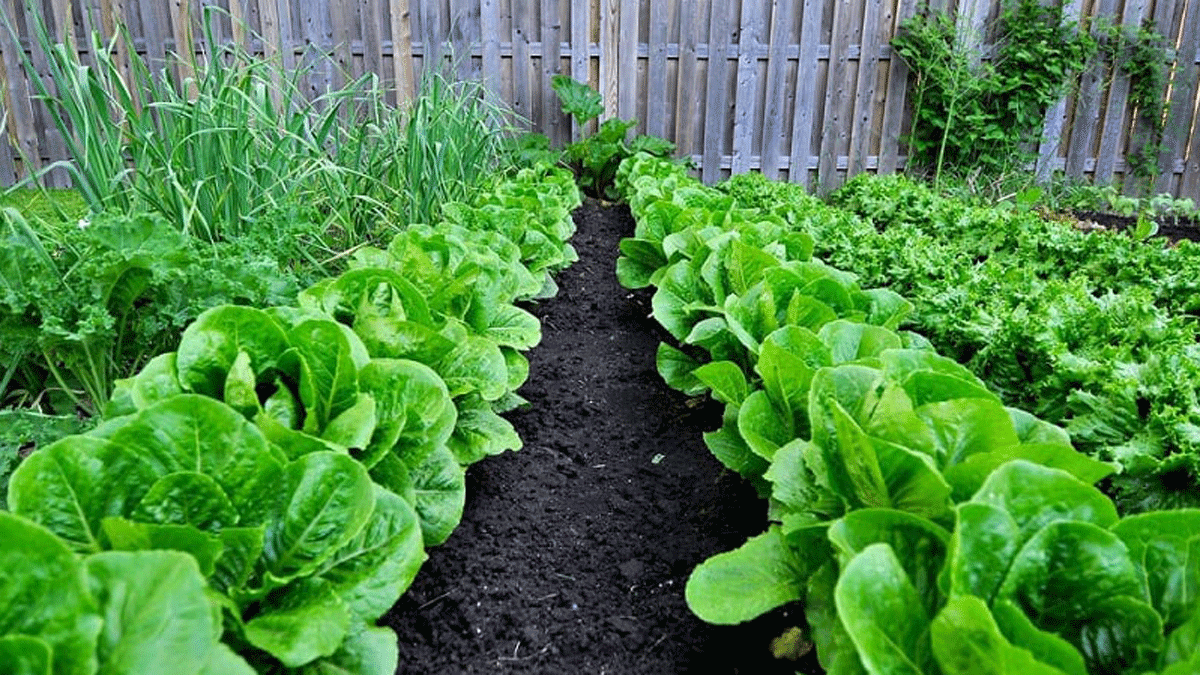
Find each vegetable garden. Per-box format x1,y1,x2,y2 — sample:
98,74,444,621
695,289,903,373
4,8,1200,673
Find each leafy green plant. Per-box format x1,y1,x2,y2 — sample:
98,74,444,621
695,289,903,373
0,207,305,415
618,153,1199,674
551,74,603,125
1,511,257,674
547,76,676,200
12,4,518,250
892,0,1096,182
0,409,89,509
9,393,423,672
721,170,1200,511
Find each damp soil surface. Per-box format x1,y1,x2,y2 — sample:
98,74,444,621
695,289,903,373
1073,210,1200,243
383,202,815,674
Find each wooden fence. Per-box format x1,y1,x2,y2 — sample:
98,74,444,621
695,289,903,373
1,0,1198,195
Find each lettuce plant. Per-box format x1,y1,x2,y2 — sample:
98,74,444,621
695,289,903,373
7,395,423,672
1,511,256,675
615,153,1200,675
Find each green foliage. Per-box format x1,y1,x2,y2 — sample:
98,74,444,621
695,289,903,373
551,74,604,125
0,511,253,675
2,164,579,672
727,171,1200,511
892,0,1095,181
0,410,90,509
549,76,677,200
621,154,1199,675
1096,20,1172,185
13,4,517,250
0,207,307,415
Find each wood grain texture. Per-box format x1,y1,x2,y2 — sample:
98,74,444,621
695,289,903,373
787,0,821,184
646,0,669,139
616,0,637,123
1095,0,1150,184
1036,0,1084,181
2,0,1200,194
672,0,701,152
848,0,881,176
599,0,617,120
731,0,763,174
1065,0,1119,178
542,0,563,144
511,0,533,122
569,0,589,139
759,0,794,179
390,0,414,103
818,0,852,192
701,0,729,181
1157,0,1199,192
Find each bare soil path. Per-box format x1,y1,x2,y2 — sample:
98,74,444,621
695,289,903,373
384,202,807,674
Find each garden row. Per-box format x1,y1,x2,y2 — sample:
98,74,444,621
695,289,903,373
613,153,1200,674
0,165,581,674
719,173,1200,512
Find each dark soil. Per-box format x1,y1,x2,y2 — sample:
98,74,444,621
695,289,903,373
1073,210,1200,243
384,202,814,674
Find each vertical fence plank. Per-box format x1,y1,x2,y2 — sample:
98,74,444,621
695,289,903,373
788,0,821,185
329,0,354,90
481,0,501,93
169,0,196,95
599,0,617,119
646,0,669,139
759,0,794,179
228,0,246,47
511,0,533,123
257,0,286,110
0,0,37,180
0,53,15,184
701,0,729,181
450,0,478,78
1183,99,1200,197
390,0,414,103
616,0,637,123
139,0,169,74
1123,0,1178,195
818,0,852,191
848,0,881,176
568,0,588,138
541,0,563,144
99,0,131,92
730,0,763,174
277,0,296,71
1157,0,1199,192
1036,0,1084,181
673,0,702,158
876,0,912,175
954,0,988,54
1066,0,1118,179
1095,0,1150,184
362,0,384,87
19,0,65,184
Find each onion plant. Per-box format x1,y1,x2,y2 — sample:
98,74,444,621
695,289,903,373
11,3,519,252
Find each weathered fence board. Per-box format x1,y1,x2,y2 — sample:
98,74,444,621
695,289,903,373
1,0,1198,195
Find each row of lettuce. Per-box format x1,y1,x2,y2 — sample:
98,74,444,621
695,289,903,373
614,154,1200,675
0,165,581,674
721,172,1200,512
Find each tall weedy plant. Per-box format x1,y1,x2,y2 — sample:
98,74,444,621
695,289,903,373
892,0,1096,183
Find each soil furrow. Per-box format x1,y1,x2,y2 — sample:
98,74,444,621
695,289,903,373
386,202,804,674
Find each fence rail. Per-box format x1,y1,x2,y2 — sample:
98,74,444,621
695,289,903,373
1,0,1198,195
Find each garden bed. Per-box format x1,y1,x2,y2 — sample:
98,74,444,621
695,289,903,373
384,201,810,674
1071,210,1200,243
